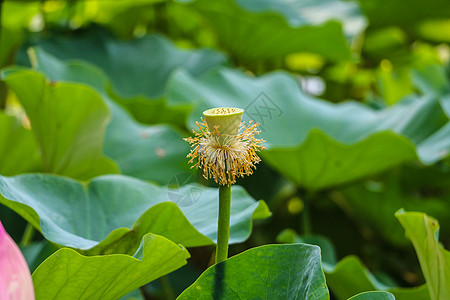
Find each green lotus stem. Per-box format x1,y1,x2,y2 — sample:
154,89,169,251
20,223,35,246
301,191,314,235
216,184,231,264
159,275,175,300
302,201,312,235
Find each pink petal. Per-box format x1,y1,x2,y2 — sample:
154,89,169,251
0,221,35,300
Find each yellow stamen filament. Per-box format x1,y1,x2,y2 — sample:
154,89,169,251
184,118,265,186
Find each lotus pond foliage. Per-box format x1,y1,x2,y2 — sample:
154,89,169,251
0,0,449,299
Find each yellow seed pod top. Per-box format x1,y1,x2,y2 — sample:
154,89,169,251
203,107,244,136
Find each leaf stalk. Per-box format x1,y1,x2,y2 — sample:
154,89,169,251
216,184,231,264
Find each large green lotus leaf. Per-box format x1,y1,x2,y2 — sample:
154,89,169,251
0,174,270,254
32,233,190,300
1,69,119,179
28,48,191,184
26,29,226,99
182,0,365,67
178,244,329,299
396,210,450,300
326,256,430,300
167,68,449,189
348,291,395,300
0,112,40,175
261,130,416,190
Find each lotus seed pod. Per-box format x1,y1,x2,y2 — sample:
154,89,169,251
184,107,265,186
203,107,244,140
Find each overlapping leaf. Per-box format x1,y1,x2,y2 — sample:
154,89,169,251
166,67,450,190
0,173,270,254
32,234,189,299
178,244,329,299
1,69,119,179
181,0,365,67
22,28,227,124
9,49,191,184
396,210,450,300
0,113,40,176
26,28,226,99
